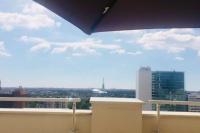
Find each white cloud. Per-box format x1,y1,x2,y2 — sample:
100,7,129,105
0,42,11,57
20,36,125,56
20,36,51,52
51,38,122,55
114,30,145,35
21,35,44,43
51,47,67,54
0,2,60,31
30,42,50,52
175,57,185,61
114,39,122,42
72,53,84,57
167,47,185,53
137,28,200,56
0,13,58,31
127,51,143,55
111,49,126,54
22,3,46,14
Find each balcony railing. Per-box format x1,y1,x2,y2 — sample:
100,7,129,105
148,100,200,133
0,97,81,133
0,98,199,133
0,97,80,102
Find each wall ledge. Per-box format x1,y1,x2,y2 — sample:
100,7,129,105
143,111,200,118
0,108,92,115
90,97,143,104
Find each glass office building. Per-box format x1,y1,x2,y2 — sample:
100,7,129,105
152,71,188,111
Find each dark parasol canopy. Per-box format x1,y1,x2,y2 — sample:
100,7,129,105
34,0,200,35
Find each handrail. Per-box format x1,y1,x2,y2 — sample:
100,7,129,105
0,97,81,102
0,97,81,133
149,100,200,106
148,100,200,133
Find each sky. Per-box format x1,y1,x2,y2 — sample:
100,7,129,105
0,0,200,91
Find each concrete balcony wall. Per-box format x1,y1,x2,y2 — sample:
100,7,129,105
90,97,143,133
0,109,91,133
143,111,200,133
1,98,200,133
0,98,143,133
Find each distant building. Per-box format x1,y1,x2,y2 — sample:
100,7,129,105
12,86,27,108
137,67,187,111
0,85,27,108
136,67,152,110
0,80,13,95
92,78,107,94
152,71,187,111
188,92,200,112
0,81,13,108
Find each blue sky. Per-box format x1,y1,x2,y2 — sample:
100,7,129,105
0,0,200,90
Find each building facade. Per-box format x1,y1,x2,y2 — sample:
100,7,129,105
152,71,187,111
0,86,27,108
136,67,152,110
137,67,187,111
188,92,200,112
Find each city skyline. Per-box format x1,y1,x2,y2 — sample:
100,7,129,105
0,0,200,90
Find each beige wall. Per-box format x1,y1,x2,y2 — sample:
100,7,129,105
1,98,200,133
91,97,143,133
0,98,144,133
0,109,91,133
143,111,200,133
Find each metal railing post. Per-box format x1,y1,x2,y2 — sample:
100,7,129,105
72,102,77,133
148,100,200,133
0,97,80,133
156,103,160,133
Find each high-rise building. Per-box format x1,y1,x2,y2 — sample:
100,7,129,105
188,92,200,112
152,71,187,111
137,67,187,111
136,67,152,110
